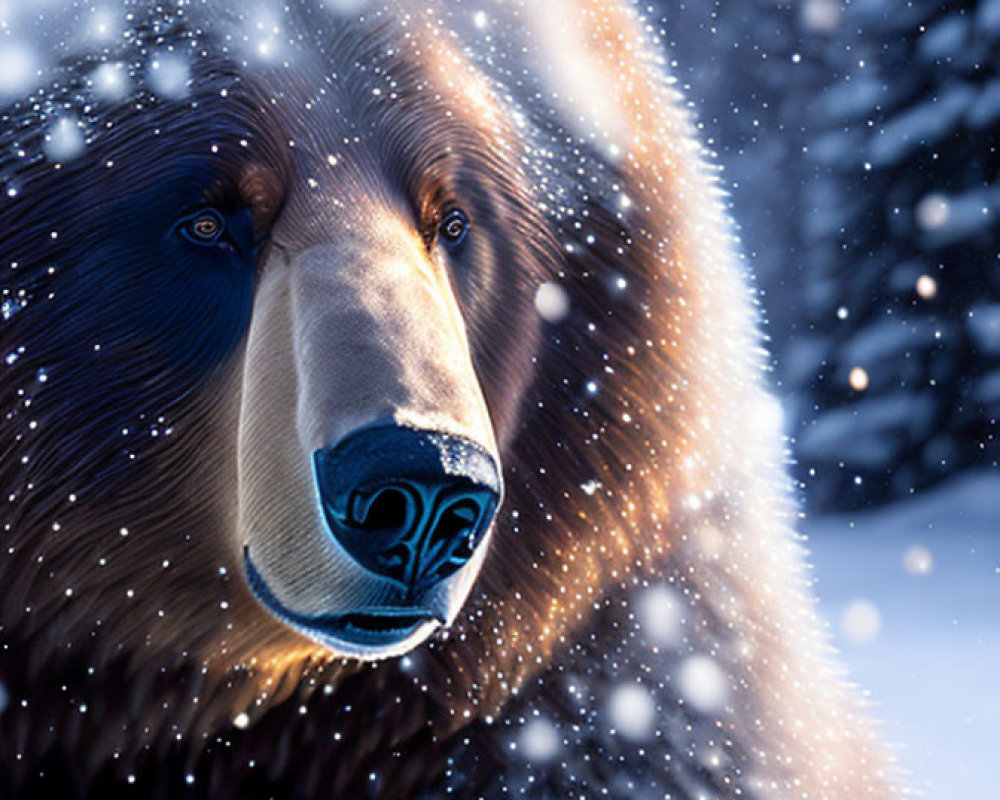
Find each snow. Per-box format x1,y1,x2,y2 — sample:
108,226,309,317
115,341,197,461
606,683,657,742
534,282,571,324
839,598,881,644
797,392,936,468
902,544,934,577
800,0,842,33
148,53,192,100
676,655,729,714
635,583,684,647
523,0,630,152
518,717,561,762
43,118,86,163
967,79,1000,129
917,15,969,62
916,185,1000,246
89,62,132,101
0,42,39,99
806,472,1000,800
976,0,1000,36
914,193,951,230
1,299,22,321
869,85,977,167
967,305,1000,355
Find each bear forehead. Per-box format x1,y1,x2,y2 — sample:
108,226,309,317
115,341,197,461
0,6,537,250
7,1,625,206
39,4,512,147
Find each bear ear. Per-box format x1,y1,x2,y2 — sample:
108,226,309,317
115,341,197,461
516,0,745,328
520,0,660,155
519,0,698,172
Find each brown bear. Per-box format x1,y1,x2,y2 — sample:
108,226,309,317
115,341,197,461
0,1,898,798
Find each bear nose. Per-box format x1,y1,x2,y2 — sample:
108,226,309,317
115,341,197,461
313,426,501,592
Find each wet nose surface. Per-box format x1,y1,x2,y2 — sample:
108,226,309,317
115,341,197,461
313,426,501,592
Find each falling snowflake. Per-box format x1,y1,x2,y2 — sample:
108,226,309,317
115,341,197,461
534,281,570,323
635,584,684,648
840,599,881,644
607,683,656,741
677,655,729,714
517,716,560,763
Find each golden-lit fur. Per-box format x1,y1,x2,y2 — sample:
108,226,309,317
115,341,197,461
0,1,900,797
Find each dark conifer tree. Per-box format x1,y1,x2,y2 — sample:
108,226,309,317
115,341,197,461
654,0,1000,510
793,0,1000,509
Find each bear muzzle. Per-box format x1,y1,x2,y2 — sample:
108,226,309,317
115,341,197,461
237,221,503,659
242,424,502,657
312,425,501,596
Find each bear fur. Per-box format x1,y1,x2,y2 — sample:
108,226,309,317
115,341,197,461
0,1,898,798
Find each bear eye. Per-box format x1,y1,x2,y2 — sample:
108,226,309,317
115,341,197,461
179,209,226,246
439,209,469,250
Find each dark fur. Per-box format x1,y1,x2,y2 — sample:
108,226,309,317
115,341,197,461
0,4,895,799
0,15,555,797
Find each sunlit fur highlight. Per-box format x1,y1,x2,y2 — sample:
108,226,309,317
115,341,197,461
0,2,899,798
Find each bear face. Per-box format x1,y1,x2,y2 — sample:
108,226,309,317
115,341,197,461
0,3,898,798
1,12,554,661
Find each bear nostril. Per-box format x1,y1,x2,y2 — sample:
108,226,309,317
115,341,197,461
432,499,481,544
313,426,501,588
351,486,414,533
417,496,491,584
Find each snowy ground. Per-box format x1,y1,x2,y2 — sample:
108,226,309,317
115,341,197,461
805,471,1000,800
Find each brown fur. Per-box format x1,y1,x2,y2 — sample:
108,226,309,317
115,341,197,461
0,2,899,798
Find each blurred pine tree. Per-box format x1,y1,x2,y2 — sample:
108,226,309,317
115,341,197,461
654,0,1000,511
793,0,1000,509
